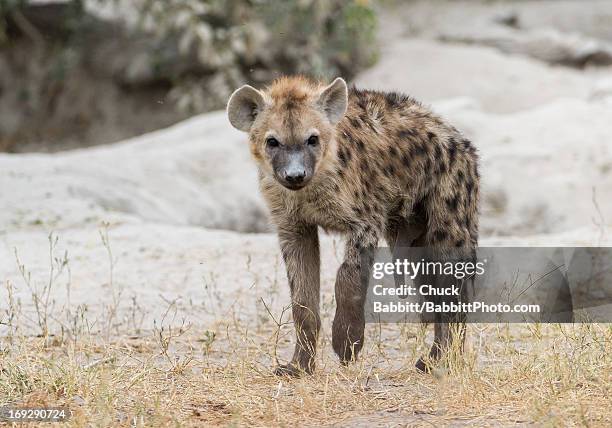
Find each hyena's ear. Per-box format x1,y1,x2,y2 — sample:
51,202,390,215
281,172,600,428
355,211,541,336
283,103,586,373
227,85,265,132
317,77,348,124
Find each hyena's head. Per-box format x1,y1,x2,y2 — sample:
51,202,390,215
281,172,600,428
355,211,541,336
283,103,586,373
227,76,348,190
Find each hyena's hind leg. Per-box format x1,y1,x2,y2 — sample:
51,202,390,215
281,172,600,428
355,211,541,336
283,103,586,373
414,299,467,373
414,201,475,372
385,207,463,373
388,221,467,374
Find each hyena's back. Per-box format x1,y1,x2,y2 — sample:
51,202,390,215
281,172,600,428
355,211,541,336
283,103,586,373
331,87,479,250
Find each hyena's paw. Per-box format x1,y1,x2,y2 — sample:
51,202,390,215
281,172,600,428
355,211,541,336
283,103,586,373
332,338,362,365
331,320,364,365
273,363,311,378
415,357,432,373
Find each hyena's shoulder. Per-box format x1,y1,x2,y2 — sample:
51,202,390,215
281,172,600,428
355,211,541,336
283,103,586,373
340,87,455,145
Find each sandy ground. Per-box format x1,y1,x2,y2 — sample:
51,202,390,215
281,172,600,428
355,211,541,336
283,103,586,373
2,100,611,331
1,0,611,345
1,1,612,426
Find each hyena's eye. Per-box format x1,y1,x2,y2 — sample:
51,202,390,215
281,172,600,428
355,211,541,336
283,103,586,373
266,137,280,148
307,135,319,146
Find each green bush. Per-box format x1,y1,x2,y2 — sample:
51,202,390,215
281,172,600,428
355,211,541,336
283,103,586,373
134,0,378,111
1,0,377,114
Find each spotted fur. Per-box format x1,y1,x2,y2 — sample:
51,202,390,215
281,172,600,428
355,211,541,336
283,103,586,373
227,76,480,376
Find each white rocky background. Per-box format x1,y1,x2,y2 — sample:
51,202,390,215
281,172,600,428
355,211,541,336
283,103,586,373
1,0,612,334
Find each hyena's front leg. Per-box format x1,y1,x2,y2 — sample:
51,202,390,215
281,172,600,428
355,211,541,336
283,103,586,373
332,230,378,364
275,223,321,377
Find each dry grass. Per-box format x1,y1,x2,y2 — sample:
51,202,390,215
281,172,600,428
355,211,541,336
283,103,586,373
1,317,610,426
1,232,611,427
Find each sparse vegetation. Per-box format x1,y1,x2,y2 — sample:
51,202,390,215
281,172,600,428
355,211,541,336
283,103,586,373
1,318,610,425
0,232,610,426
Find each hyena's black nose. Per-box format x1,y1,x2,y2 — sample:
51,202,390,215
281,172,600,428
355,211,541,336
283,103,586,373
284,169,306,184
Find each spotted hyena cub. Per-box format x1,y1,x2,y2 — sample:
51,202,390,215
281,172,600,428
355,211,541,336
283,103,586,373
227,76,479,376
